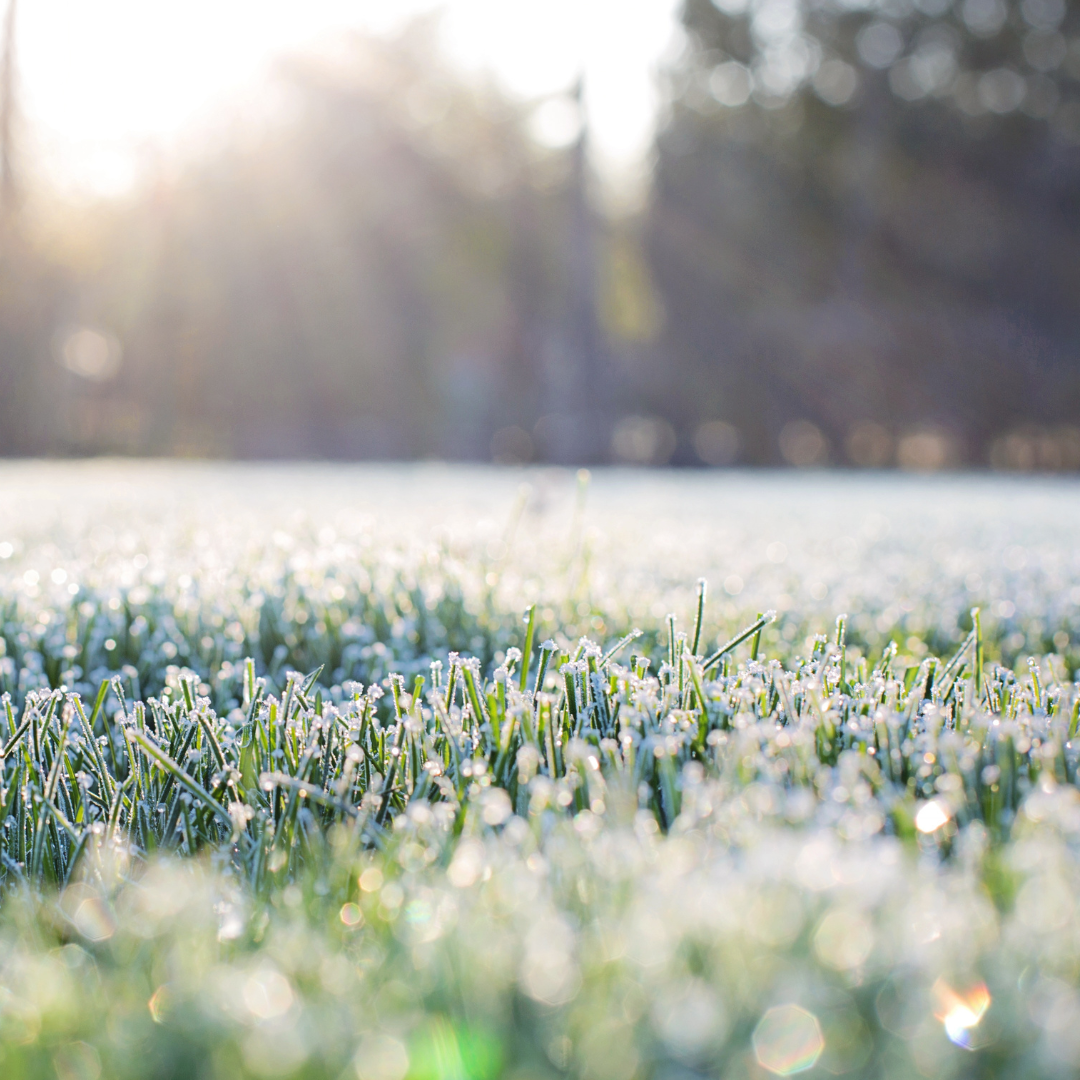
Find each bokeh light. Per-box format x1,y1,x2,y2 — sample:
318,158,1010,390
56,328,122,382
915,799,952,834
753,1005,825,1075
813,908,875,970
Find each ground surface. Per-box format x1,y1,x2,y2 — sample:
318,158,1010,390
0,462,1078,1080
2,460,1078,660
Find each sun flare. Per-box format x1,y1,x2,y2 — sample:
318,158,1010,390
13,0,677,195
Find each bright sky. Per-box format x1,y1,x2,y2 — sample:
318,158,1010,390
14,0,682,198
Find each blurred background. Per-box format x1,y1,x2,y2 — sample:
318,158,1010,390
1,0,1079,469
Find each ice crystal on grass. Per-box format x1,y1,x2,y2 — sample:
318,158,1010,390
1,463,1080,1077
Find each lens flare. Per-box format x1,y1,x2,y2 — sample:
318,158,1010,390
932,978,991,1049
147,985,172,1024
753,1005,825,1075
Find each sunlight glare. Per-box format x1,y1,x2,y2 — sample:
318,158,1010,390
915,798,952,833
932,978,991,1049
16,0,680,197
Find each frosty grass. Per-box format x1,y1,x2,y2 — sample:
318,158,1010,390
1,462,1080,1080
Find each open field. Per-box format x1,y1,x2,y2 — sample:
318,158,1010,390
3,461,1079,695
1,463,1080,1080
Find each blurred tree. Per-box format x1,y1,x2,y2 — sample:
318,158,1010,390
0,25,594,460
648,0,1080,465
0,0,16,216
7,8,1080,469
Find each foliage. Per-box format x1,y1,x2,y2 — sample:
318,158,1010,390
1,464,1079,1077
0,594,1075,891
0,26,597,461
646,0,1080,465
7,11,1080,467
2,598,1080,1076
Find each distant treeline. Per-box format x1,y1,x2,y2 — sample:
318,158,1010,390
647,0,1080,469
2,6,1080,468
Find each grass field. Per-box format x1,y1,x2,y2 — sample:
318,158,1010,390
1,462,1079,1080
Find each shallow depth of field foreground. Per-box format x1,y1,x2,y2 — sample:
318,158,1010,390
2,463,1080,1080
